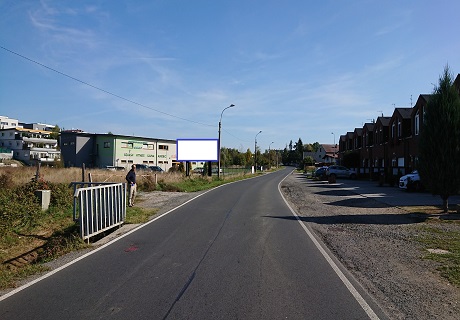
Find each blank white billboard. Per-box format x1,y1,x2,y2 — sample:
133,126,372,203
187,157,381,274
176,139,218,161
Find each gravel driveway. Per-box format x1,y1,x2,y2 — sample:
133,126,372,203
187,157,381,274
280,171,460,320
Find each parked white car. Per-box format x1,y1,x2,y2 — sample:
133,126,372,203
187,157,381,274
399,170,423,191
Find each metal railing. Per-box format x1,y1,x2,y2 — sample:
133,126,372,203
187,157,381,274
71,182,126,242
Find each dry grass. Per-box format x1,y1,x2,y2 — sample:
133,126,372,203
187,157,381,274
0,166,186,187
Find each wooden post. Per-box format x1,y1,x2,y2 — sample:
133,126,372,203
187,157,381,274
82,163,86,182
35,160,41,181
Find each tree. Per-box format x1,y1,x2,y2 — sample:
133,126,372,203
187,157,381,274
245,149,253,166
303,156,314,166
312,142,320,152
294,138,304,162
418,66,460,212
50,125,60,140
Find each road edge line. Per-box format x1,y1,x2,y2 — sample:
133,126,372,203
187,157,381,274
278,171,380,320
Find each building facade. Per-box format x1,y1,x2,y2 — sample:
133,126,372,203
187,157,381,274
0,116,19,129
0,127,60,165
303,144,338,164
60,131,178,171
336,76,459,182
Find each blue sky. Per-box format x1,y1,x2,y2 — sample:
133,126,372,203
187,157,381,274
1,0,459,152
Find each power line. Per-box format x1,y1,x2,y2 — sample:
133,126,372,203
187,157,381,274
1,45,214,127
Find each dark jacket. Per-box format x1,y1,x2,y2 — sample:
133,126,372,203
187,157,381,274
126,169,136,184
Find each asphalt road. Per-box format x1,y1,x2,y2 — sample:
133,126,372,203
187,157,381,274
0,168,387,319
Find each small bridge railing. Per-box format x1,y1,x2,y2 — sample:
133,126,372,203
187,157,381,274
71,182,126,242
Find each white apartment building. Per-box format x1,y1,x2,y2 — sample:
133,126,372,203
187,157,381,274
0,127,61,165
0,116,19,129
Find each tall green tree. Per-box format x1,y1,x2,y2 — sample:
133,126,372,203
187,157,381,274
294,138,304,160
419,66,460,212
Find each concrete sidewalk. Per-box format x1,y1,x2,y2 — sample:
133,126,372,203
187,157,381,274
328,178,460,208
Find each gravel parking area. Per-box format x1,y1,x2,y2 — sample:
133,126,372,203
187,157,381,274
280,171,460,320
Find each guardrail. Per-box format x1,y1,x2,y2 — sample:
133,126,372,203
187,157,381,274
71,182,126,242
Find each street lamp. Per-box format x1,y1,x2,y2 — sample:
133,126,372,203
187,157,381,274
218,104,235,179
331,132,337,164
269,141,274,169
331,132,336,164
254,130,262,172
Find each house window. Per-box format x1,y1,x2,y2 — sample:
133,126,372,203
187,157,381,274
104,142,111,148
142,143,154,150
121,142,133,149
159,145,169,150
415,111,420,135
391,123,395,138
397,119,402,137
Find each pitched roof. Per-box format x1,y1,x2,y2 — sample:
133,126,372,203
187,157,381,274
454,74,460,93
321,144,338,153
394,108,412,119
376,116,391,126
353,128,363,135
363,122,375,131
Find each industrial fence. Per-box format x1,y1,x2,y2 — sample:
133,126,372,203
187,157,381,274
71,182,126,242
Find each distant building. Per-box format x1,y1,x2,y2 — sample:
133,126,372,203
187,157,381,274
0,127,60,165
60,131,178,171
303,144,337,165
19,122,56,131
0,116,19,129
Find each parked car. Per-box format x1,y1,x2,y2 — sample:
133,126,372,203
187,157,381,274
399,170,423,191
193,167,204,174
149,165,164,173
135,164,150,171
313,167,328,180
326,165,357,179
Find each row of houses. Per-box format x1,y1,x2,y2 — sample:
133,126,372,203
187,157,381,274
336,73,460,181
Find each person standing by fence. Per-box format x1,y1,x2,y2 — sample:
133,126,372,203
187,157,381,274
126,164,137,207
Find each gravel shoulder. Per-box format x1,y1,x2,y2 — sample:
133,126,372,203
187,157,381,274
280,171,460,320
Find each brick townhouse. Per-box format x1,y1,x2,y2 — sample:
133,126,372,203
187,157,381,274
338,73,459,182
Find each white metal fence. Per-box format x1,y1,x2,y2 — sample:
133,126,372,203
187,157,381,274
72,182,126,242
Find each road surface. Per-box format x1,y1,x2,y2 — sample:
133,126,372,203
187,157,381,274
0,168,387,319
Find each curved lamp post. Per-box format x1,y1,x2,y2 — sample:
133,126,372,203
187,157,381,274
218,104,235,179
254,130,262,172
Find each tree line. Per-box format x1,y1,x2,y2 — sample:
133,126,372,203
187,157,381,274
218,138,320,169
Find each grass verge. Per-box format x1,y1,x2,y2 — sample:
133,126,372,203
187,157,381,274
413,216,460,287
125,207,159,224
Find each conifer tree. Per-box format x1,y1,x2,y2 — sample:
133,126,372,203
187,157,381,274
419,66,460,212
